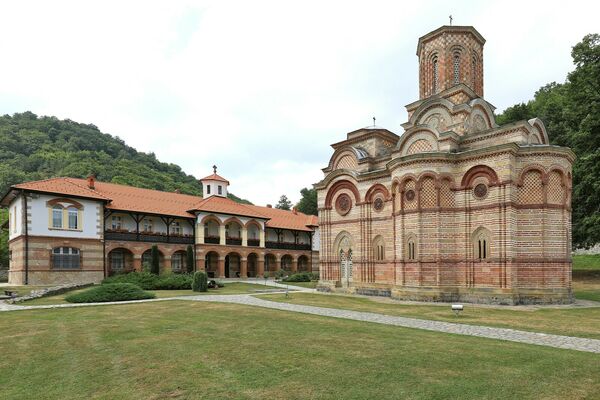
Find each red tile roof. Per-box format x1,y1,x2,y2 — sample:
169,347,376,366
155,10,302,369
199,173,230,184
3,177,318,230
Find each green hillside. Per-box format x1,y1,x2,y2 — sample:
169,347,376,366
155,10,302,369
0,112,251,271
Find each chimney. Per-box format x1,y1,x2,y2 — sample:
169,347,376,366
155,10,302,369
266,204,272,208
87,174,96,189
175,189,181,194
292,207,298,215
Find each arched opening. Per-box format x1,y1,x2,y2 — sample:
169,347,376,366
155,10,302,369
335,232,353,287
108,248,134,275
225,219,242,246
205,251,219,278
453,53,461,84
247,253,259,277
406,235,417,261
298,255,310,272
142,248,165,273
281,254,293,272
225,252,241,278
373,235,385,261
265,254,277,273
247,222,261,246
432,56,439,93
171,250,187,274
203,218,221,244
472,228,492,261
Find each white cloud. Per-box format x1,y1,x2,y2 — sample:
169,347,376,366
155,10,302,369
1,0,598,205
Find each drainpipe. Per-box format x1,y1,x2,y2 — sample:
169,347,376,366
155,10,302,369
23,191,29,285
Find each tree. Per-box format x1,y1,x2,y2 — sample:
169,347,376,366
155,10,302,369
296,187,318,216
275,195,292,210
150,245,160,275
186,245,194,274
496,33,600,248
192,271,208,292
0,209,8,272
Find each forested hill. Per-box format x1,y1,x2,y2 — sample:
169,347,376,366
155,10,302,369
0,112,250,204
496,33,599,249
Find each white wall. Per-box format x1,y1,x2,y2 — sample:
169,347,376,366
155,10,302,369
109,213,193,235
202,180,228,198
8,196,23,240
28,194,102,239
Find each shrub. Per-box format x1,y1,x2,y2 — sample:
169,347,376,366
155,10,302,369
309,272,320,281
65,283,155,303
155,273,192,290
150,245,160,275
102,271,158,290
263,272,270,280
186,245,195,274
275,269,289,280
192,271,208,292
215,280,225,288
283,272,311,282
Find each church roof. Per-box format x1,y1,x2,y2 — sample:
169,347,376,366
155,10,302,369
416,25,485,55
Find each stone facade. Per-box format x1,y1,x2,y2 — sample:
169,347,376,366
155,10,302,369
315,25,574,305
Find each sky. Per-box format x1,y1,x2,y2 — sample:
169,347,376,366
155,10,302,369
1,0,598,206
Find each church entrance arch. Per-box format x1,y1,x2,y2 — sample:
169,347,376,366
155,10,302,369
334,232,354,287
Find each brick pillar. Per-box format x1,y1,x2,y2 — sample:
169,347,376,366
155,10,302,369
240,258,248,279
258,258,265,276
197,256,205,271
218,257,225,278
275,259,281,271
133,255,142,272
291,259,298,273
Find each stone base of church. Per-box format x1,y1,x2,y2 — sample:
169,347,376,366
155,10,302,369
318,281,573,305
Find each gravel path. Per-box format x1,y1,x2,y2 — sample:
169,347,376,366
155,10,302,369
1,287,599,354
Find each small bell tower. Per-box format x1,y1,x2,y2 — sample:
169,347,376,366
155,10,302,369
199,165,229,198
417,25,486,99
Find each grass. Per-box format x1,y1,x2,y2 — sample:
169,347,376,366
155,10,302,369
1,285,54,296
572,254,600,270
257,291,600,340
1,302,600,400
24,282,280,305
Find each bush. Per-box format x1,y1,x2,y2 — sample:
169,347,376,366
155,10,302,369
102,271,158,290
283,272,311,282
309,272,320,281
192,271,208,292
65,283,155,303
155,274,192,290
275,269,290,280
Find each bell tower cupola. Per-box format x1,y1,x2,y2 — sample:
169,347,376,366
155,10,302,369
200,165,229,198
417,25,485,99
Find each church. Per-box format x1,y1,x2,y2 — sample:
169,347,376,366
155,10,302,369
315,25,574,304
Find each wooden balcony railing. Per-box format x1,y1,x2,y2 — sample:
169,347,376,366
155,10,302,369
105,231,194,244
265,241,311,251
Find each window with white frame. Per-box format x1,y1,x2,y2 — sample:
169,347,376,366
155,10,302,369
171,221,181,235
52,247,80,269
111,216,122,230
52,205,63,228
67,206,78,229
143,218,153,232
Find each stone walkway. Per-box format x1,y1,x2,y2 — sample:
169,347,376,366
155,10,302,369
1,286,599,354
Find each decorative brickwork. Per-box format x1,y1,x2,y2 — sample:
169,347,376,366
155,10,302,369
316,25,574,305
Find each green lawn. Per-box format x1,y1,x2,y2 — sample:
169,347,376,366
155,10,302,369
573,254,600,270
1,285,54,296
257,292,600,340
23,282,281,305
1,302,599,400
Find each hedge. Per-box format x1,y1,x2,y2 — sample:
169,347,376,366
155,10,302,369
102,272,192,290
65,283,155,303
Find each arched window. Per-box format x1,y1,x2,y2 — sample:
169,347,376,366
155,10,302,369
471,55,477,88
67,206,78,230
453,53,460,84
473,228,491,260
407,237,417,260
52,205,63,228
373,236,385,261
432,57,439,93
52,247,80,269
